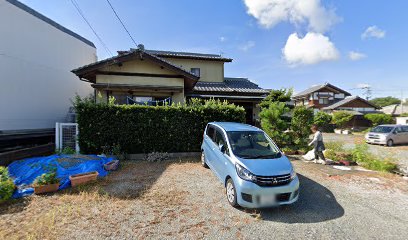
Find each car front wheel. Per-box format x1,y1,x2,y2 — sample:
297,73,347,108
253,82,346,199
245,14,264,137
226,178,239,207
201,151,209,168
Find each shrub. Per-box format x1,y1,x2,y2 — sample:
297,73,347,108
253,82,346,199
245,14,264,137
0,166,15,202
313,111,332,129
75,98,245,154
364,113,393,126
291,106,314,149
351,144,397,172
260,102,291,146
259,88,293,109
33,172,59,186
332,111,354,129
369,96,400,107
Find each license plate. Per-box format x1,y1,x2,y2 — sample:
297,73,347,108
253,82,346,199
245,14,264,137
260,195,276,205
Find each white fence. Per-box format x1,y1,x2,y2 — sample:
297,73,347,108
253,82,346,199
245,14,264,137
55,123,79,153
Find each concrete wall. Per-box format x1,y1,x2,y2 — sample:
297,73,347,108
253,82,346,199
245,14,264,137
0,0,96,131
162,58,224,82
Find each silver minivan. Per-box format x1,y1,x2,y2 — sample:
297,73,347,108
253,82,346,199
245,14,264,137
365,124,408,146
201,122,299,208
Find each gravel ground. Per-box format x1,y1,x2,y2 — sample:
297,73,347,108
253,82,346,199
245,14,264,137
1,158,407,239
324,133,408,173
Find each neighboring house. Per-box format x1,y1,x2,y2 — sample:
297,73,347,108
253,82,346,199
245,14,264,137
0,0,96,133
396,117,408,125
72,47,269,125
381,104,408,116
293,83,380,128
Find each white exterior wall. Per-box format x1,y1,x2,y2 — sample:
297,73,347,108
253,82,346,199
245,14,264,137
396,117,408,125
0,0,96,131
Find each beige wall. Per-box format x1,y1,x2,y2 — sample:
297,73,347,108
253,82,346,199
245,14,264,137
96,75,184,87
163,58,224,82
100,58,175,74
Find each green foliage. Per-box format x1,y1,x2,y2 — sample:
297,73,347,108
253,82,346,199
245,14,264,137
324,142,352,162
313,111,332,128
75,98,245,154
0,166,15,202
364,113,393,126
260,102,291,146
401,113,408,117
259,88,293,109
290,106,314,149
351,144,397,172
369,96,401,107
59,147,76,155
332,111,354,129
34,172,59,186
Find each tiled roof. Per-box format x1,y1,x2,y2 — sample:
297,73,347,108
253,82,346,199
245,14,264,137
322,96,379,110
381,104,408,115
293,82,351,98
5,0,95,48
143,50,232,62
193,77,269,94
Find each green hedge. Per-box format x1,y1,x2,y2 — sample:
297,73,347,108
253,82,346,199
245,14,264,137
75,99,245,154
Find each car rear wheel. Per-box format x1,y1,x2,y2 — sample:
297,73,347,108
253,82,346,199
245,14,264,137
201,152,209,168
386,139,394,147
226,178,239,207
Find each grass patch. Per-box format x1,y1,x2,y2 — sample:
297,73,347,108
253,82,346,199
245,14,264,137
351,144,397,172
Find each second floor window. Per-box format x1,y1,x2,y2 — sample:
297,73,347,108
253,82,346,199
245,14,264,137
191,68,200,76
319,98,329,104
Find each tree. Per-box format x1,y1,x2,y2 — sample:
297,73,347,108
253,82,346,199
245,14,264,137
365,113,393,126
260,102,291,146
291,106,314,149
259,88,293,109
369,96,401,108
332,111,354,129
313,111,332,128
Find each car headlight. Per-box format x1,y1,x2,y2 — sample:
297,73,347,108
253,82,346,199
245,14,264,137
290,168,297,180
235,164,256,182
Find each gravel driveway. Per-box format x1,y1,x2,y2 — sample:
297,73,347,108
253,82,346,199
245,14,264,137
1,158,407,239
324,133,408,173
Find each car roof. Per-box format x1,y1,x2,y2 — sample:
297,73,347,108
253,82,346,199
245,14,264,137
208,122,261,132
377,124,399,127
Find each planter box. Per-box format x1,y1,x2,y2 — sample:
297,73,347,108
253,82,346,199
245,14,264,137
334,129,342,134
69,171,99,187
283,151,297,155
104,160,119,171
34,183,59,194
342,130,351,135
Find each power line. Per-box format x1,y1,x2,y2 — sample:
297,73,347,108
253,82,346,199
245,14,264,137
105,0,138,47
70,0,113,56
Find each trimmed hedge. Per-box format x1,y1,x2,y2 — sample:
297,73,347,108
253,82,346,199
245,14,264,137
75,99,245,154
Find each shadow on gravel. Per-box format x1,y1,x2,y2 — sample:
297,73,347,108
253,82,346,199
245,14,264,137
259,174,344,223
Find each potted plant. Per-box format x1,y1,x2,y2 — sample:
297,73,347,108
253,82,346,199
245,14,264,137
33,171,60,194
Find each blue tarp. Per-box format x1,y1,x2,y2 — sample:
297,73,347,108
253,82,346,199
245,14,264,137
8,154,115,198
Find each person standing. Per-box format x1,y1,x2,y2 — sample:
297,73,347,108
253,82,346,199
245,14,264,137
309,125,326,164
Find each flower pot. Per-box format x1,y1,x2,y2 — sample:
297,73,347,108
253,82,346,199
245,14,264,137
104,160,120,171
69,171,99,187
342,130,351,135
297,150,306,155
334,129,342,134
34,183,59,194
283,150,297,155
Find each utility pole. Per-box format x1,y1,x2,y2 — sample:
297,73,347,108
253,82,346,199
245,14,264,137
362,86,372,100
401,90,404,115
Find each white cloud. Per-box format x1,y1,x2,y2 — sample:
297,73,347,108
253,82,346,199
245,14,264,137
356,83,370,88
282,32,339,65
243,0,339,33
361,26,386,39
349,51,366,61
219,36,226,42
239,41,256,51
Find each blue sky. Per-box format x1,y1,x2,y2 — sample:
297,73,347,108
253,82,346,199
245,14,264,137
19,0,408,98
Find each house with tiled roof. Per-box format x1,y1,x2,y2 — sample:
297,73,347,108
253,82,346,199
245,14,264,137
72,46,269,125
293,83,381,128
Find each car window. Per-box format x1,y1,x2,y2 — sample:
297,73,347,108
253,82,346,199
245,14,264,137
401,126,408,132
214,129,226,147
395,127,402,133
206,125,215,141
227,131,281,159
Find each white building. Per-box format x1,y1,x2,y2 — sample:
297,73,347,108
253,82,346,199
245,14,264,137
0,0,96,132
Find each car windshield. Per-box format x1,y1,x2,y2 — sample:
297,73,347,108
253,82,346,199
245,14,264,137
227,131,281,159
371,126,394,133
